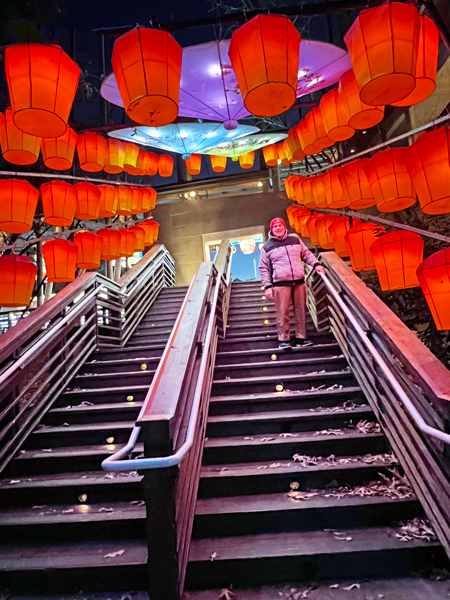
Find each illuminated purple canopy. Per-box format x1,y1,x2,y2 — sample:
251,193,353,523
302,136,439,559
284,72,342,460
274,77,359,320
101,39,351,127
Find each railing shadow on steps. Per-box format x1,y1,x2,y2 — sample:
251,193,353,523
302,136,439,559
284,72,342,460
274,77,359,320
101,239,233,600
0,244,175,473
306,251,450,561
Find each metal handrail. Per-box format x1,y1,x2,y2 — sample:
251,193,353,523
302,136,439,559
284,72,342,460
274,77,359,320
318,271,450,446
102,245,232,472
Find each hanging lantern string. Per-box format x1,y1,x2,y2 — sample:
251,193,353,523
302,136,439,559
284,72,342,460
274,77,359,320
0,170,154,187
0,214,154,254
301,113,450,177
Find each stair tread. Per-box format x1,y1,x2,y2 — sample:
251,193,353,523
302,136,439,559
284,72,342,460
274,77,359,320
49,401,144,414
207,405,371,424
195,491,416,516
210,385,362,404
15,443,144,460
216,343,339,358
205,429,383,448
84,356,161,367
200,455,398,479
97,344,166,354
188,526,439,562
62,385,149,396
214,356,345,371
0,470,141,490
0,539,147,571
33,421,135,435
212,370,350,385
73,370,155,380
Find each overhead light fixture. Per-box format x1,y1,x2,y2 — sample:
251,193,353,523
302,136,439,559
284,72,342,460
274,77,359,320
189,191,196,197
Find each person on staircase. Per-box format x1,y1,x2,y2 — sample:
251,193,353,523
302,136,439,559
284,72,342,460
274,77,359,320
259,217,325,350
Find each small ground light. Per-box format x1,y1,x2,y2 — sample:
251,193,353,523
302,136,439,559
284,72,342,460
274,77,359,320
189,191,196,197
141,364,147,371
264,319,269,325
127,395,134,401
261,286,264,290
78,494,88,503
271,354,278,360
263,307,268,311
262,295,266,300
350,149,355,153
106,437,115,444
257,181,263,187
276,383,284,392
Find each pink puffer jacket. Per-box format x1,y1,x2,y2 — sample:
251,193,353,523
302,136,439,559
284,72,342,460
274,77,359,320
259,233,320,289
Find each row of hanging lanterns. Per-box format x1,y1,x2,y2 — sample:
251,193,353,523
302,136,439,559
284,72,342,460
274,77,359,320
0,220,160,306
184,153,257,174
286,205,450,331
0,179,157,233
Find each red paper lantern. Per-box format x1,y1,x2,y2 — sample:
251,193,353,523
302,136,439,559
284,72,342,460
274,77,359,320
0,255,37,307
210,154,227,173
285,129,305,162
125,149,148,176
286,205,299,229
127,225,146,252
284,175,300,201
322,167,348,209
0,179,39,233
345,222,385,271
42,127,77,171
370,231,423,291
130,187,143,215
278,139,291,165
104,139,125,174
41,181,77,227
300,177,316,209
416,248,450,330
328,217,360,257
292,177,306,205
5,43,79,137
339,159,376,209
158,154,174,177
74,232,103,270
306,108,333,153
43,239,77,283
97,185,118,218
228,15,301,117
262,145,278,167
123,142,139,173
239,151,255,170
141,188,157,212
112,27,182,127
320,89,354,142
185,154,201,176
77,133,107,173
306,214,323,246
297,120,316,156
338,70,384,130
116,186,133,216
0,108,41,165
316,215,341,249
74,182,101,220
403,127,450,215
97,229,121,261
311,175,328,208
344,1,420,106
119,228,137,257
146,152,158,176
297,210,312,238
364,148,416,213
138,220,159,246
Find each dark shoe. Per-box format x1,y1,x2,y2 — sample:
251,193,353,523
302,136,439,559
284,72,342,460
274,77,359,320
295,338,313,347
278,341,292,350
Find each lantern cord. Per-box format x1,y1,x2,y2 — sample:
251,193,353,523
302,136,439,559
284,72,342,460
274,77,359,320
0,214,154,254
303,113,450,176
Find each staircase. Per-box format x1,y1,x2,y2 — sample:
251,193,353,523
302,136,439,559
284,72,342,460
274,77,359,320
0,285,187,593
184,281,445,592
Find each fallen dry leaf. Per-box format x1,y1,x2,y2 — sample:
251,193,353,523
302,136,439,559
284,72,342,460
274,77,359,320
269,463,282,468
288,490,319,501
210,551,219,561
219,589,235,600
104,549,125,558
62,508,74,514
343,583,360,590
329,584,339,589
279,433,297,438
261,437,275,442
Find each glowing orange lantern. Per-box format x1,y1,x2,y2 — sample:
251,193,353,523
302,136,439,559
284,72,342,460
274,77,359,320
284,175,300,201
240,239,256,254
41,181,77,227
158,154,174,177
320,89,354,142
0,255,36,307
228,15,300,118
403,127,450,215
130,187,144,215
316,215,341,249
141,187,156,212
42,127,77,171
74,182,101,221
127,226,146,252
151,221,160,242
146,152,158,176
345,222,385,271
338,70,384,130
306,214,323,246
5,43,79,137
104,139,125,174
116,186,133,216
364,148,416,213
416,248,450,330
119,228,137,257
97,229,121,261
322,167,348,209
292,177,306,205
97,185,118,218
285,129,304,162
278,139,291,165
370,231,423,291
210,155,227,173
328,217,360,257
239,151,255,170
344,1,420,106
286,205,299,229
125,150,147,176
112,27,182,127
43,239,77,283
0,179,39,233
0,109,41,165
138,220,158,246
123,142,139,173
77,133,107,172
311,175,328,208
297,210,312,238
262,145,278,167
306,108,333,153
74,232,103,270
301,178,316,209
185,154,201,176
297,120,315,156
339,159,376,209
